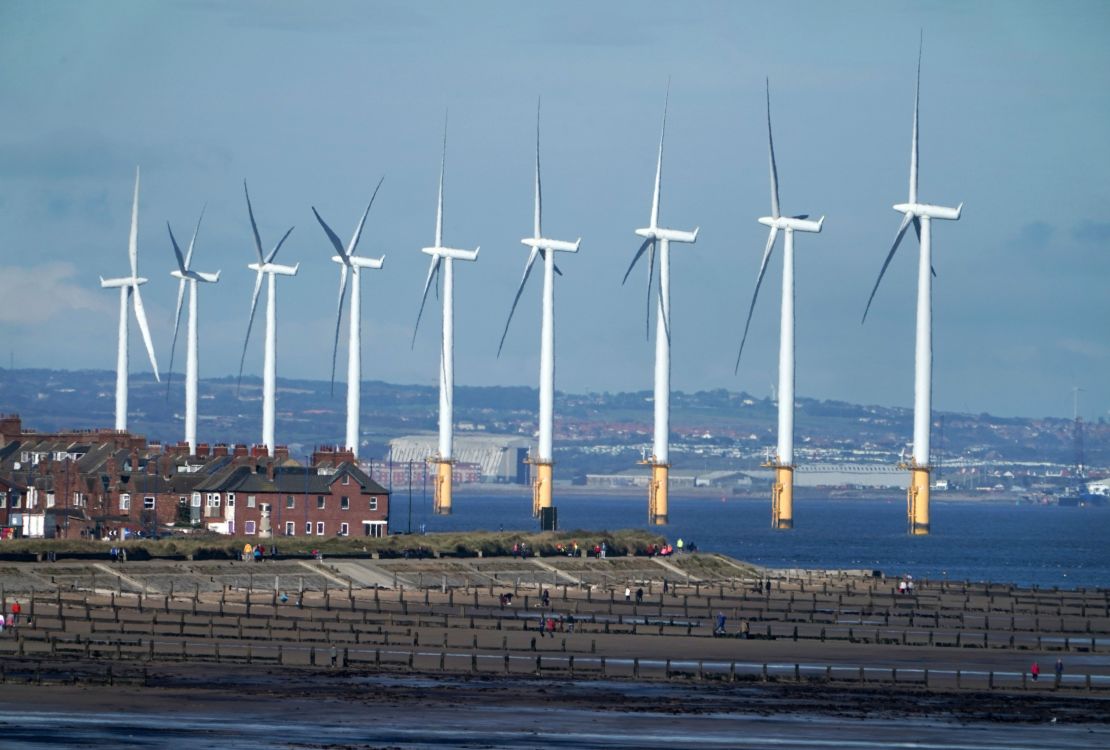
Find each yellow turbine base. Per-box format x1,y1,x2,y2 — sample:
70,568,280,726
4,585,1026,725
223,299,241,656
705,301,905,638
432,459,453,516
772,466,794,530
533,461,553,518
908,467,930,535
649,463,669,525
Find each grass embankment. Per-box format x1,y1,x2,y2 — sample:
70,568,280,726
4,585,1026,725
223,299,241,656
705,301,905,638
0,529,667,562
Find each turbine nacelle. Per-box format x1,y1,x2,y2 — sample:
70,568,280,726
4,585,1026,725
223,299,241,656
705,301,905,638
170,269,220,283
100,276,147,289
520,237,580,254
893,202,963,221
248,262,299,276
421,246,479,262
634,226,699,244
759,216,824,233
332,254,385,270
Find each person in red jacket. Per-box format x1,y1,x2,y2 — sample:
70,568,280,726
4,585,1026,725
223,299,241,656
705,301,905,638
1031,661,1040,681
10,600,20,628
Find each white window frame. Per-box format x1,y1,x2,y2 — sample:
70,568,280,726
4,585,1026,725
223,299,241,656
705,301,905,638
316,521,325,536
284,521,295,536
342,474,350,485
46,492,56,508
244,520,256,535
369,497,378,511
339,522,349,536
206,493,221,508
247,495,256,508
120,493,131,511
286,496,295,509
0,493,7,509
191,493,202,508
305,521,312,535
226,496,235,508
316,496,326,510
143,496,155,510
340,496,349,510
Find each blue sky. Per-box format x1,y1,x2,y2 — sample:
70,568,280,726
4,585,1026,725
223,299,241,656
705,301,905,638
1,0,1108,420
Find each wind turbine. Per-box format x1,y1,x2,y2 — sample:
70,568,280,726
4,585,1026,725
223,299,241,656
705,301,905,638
735,80,824,530
621,84,698,526
237,181,298,455
497,100,580,527
99,166,160,432
313,177,386,460
166,206,220,455
412,119,478,515
861,37,962,536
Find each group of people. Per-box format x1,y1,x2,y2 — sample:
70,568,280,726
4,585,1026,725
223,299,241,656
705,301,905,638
242,544,278,562
0,601,21,633
623,586,645,604
1030,658,1065,683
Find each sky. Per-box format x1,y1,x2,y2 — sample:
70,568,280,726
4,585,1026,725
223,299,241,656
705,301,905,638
1,0,1108,422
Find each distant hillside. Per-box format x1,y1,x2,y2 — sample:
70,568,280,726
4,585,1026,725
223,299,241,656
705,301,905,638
0,368,1104,469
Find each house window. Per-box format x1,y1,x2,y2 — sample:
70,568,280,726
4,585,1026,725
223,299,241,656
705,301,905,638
207,493,221,508
46,493,56,508
244,520,256,535
179,496,187,506
74,493,86,508
369,497,378,511
286,496,295,509
11,494,20,509
120,493,131,511
339,522,349,536
247,495,256,508
316,496,325,510
226,496,235,508
285,521,295,536
0,493,6,508
144,496,155,510
340,496,349,510
342,474,350,485
191,493,202,508
316,521,325,536
305,521,313,535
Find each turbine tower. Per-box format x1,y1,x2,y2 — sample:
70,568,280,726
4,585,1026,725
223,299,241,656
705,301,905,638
736,80,824,530
166,207,220,455
498,100,580,528
622,84,698,525
99,166,160,432
237,182,298,455
412,120,478,515
862,38,962,536
313,177,386,460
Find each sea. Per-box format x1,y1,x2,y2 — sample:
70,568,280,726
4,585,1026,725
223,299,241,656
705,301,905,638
393,493,1110,590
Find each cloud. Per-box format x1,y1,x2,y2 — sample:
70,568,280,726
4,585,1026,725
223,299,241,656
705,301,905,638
1013,220,1055,250
1072,220,1110,244
0,262,112,323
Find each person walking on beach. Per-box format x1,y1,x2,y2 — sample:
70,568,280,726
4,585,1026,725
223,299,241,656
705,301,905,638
624,586,631,602
635,588,644,604
1055,658,1064,686
0,613,5,634
1031,661,1040,681
10,601,20,628
541,589,550,608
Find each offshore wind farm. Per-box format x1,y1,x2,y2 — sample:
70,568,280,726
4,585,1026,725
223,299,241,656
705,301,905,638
1,5,1109,743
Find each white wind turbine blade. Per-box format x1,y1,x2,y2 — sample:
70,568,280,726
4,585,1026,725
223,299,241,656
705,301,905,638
243,181,265,263
862,212,914,324
185,203,205,270
435,113,447,248
329,262,349,394
650,82,669,229
237,270,265,393
534,97,542,238
166,222,188,393
131,283,160,382
621,237,653,286
910,32,921,205
348,175,385,256
312,207,346,257
411,255,441,348
735,226,779,372
265,226,295,265
766,78,781,219
128,167,140,278
497,246,539,357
